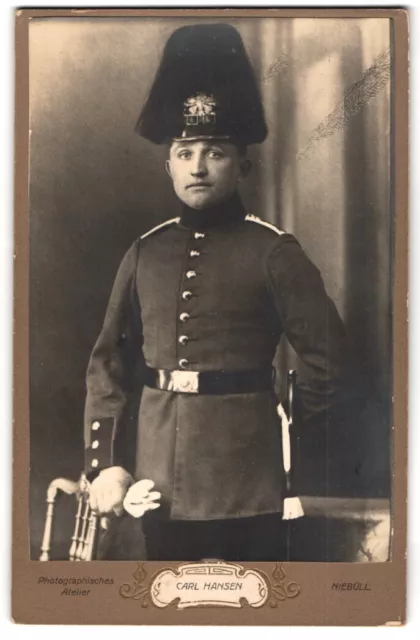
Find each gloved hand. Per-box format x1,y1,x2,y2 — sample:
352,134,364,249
123,479,161,518
89,466,134,516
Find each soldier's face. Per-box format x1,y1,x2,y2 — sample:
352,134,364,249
166,140,249,209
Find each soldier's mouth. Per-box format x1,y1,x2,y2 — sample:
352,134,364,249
186,183,212,189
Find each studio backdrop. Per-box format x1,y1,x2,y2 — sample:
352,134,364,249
29,17,392,560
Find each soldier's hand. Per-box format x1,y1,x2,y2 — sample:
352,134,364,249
89,466,134,516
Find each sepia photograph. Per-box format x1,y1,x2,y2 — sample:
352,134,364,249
27,13,395,566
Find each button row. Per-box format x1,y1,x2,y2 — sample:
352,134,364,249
177,232,207,371
91,421,101,467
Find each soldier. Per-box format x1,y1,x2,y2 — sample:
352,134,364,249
84,23,348,561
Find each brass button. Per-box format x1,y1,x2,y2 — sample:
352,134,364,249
180,312,190,322
179,335,189,346
91,440,99,449
190,250,200,257
179,359,189,369
186,270,197,279
194,232,205,239
91,459,99,468
92,421,100,431
182,290,192,300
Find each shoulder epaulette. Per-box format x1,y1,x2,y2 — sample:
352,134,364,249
245,214,285,236
140,217,180,240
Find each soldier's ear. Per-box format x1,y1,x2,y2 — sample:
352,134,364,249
239,158,251,180
165,160,172,178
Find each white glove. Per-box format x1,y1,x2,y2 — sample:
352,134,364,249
89,466,133,516
123,479,161,518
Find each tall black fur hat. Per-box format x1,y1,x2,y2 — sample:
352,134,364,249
135,23,268,145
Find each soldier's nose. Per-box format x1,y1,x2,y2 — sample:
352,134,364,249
190,156,208,177
190,168,207,178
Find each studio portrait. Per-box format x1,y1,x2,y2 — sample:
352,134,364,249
28,14,393,563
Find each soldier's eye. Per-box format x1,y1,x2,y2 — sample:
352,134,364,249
208,150,224,159
177,150,192,159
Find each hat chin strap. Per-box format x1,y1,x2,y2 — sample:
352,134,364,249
172,134,232,142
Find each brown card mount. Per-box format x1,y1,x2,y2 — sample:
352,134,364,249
13,7,408,626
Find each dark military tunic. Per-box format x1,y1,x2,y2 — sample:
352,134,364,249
84,194,347,521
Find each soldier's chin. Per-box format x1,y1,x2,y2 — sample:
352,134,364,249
182,190,215,210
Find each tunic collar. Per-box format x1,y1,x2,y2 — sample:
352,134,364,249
179,192,246,230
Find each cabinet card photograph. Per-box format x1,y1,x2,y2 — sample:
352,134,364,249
13,7,408,626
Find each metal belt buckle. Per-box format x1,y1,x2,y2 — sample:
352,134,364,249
171,370,200,393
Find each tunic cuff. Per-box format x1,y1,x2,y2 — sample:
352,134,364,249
84,417,115,478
